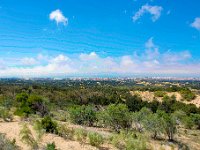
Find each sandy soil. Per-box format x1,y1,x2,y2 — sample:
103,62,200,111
0,121,102,150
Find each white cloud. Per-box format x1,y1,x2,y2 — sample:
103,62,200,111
191,17,200,30
163,51,191,63
79,52,98,61
49,9,68,25
51,54,69,64
145,37,159,60
120,56,135,67
0,49,198,77
20,57,38,66
133,4,163,22
0,59,6,69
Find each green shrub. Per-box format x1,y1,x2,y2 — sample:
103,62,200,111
88,132,104,147
99,104,131,132
57,124,74,140
74,128,87,144
41,116,58,133
0,107,13,121
125,136,146,150
154,91,166,97
111,131,146,150
33,120,45,140
45,142,56,150
68,105,96,126
20,123,38,150
180,89,196,101
15,93,48,117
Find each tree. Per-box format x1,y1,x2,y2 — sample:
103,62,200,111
157,110,177,141
68,105,97,126
190,113,200,129
143,113,165,139
28,95,48,116
125,94,144,112
101,104,131,132
132,107,152,132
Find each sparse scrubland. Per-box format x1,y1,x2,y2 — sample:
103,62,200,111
0,79,200,150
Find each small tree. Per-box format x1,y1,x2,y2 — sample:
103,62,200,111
143,113,165,139
132,107,152,132
157,110,177,141
68,105,96,126
101,104,131,132
41,116,58,133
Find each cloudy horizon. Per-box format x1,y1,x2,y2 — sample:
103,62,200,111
0,0,199,77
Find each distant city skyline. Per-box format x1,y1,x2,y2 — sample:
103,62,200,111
0,0,200,77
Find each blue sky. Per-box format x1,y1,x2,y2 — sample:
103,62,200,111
0,0,200,77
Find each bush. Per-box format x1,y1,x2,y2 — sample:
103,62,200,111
111,131,146,150
180,89,196,101
74,128,87,144
0,107,13,121
57,124,74,140
41,116,58,133
190,114,200,129
125,94,144,112
15,93,48,117
20,123,38,149
99,104,131,132
68,105,96,126
0,133,18,150
45,142,56,150
154,91,166,97
88,132,104,147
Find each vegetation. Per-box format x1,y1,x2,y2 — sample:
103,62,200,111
87,132,104,147
180,88,196,101
0,79,199,149
0,133,18,150
20,123,38,149
45,142,56,150
41,116,58,133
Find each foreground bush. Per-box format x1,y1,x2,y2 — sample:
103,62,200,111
98,104,131,132
41,116,58,133
0,133,18,150
74,128,87,144
0,106,13,121
20,123,38,149
45,142,56,150
180,88,196,101
88,132,104,147
57,124,74,140
111,131,146,150
68,105,96,126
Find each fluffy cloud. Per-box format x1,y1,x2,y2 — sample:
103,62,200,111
20,57,38,66
79,52,98,61
49,9,68,25
133,4,163,22
145,37,159,60
163,51,191,63
191,17,200,30
0,47,198,77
